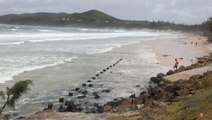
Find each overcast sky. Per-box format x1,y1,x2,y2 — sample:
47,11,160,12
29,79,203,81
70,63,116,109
0,0,211,24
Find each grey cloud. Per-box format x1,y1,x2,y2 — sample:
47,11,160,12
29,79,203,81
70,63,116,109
0,0,211,24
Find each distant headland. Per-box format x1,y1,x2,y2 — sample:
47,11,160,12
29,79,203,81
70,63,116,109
0,10,211,32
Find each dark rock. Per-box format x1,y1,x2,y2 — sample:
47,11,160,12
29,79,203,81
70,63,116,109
87,80,91,82
150,77,161,84
135,85,140,87
93,92,100,99
82,90,88,94
100,71,103,74
48,103,53,110
107,98,124,107
107,67,109,70
58,105,66,112
140,91,147,96
102,89,111,93
59,98,64,103
65,101,78,112
190,75,203,80
103,69,106,72
198,60,204,64
157,73,165,78
75,88,80,91
90,107,97,113
96,74,99,77
82,83,86,87
110,65,112,68
16,116,26,119
65,100,74,106
92,77,96,80
129,94,136,98
167,70,174,75
164,84,180,93
178,65,186,71
113,64,115,66
88,84,94,87
68,92,73,96
77,95,86,99
94,103,104,113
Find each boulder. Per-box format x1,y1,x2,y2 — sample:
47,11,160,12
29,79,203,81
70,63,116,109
93,92,100,99
178,65,186,71
59,98,64,103
94,103,104,113
75,87,80,91
139,91,147,96
82,90,88,95
77,95,86,99
157,73,165,78
68,92,73,96
129,94,136,98
87,80,91,82
96,74,99,77
164,84,180,93
65,101,77,112
88,84,94,87
190,75,203,80
167,70,174,75
47,102,53,109
92,77,96,80
102,89,111,93
107,98,125,107
82,83,86,87
58,105,66,112
150,77,161,84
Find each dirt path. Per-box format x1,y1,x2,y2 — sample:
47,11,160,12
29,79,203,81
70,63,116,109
163,64,212,82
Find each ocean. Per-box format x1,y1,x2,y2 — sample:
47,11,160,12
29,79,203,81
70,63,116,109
0,24,178,116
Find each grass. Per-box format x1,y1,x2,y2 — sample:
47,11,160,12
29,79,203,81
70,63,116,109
107,72,212,120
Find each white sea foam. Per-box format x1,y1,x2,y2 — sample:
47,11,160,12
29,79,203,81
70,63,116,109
0,31,170,45
0,56,78,83
0,41,25,45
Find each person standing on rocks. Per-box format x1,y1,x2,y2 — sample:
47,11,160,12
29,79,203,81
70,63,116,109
173,59,179,70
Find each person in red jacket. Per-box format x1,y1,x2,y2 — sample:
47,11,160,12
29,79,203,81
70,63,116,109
173,59,179,70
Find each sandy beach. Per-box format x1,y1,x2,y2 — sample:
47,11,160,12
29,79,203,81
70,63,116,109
143,33,211,67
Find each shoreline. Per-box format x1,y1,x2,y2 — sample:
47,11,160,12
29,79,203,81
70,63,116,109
18,39,212,120
1,31,211,119
143,34,211,67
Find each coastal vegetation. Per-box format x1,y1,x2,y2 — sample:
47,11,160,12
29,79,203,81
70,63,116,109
0,80,32,120
0,10,211,43
0,10,211,32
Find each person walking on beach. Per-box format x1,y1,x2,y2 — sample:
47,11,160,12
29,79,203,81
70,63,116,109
173,59,179,70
